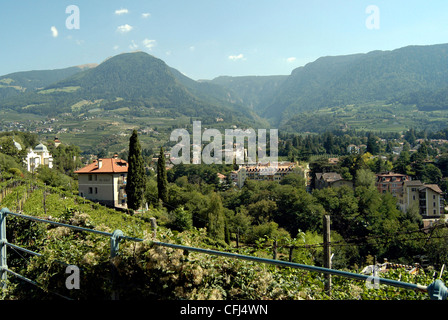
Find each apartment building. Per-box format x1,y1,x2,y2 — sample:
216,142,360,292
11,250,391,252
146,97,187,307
375,172,410,198
387,177,445,218
417,184,444,217
231,162,305,188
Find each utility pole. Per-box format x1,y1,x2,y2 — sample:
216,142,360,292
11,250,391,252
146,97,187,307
273,239,277,260
323,215,331,296
236,228,240,250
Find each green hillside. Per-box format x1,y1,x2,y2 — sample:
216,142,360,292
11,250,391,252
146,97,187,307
206,75,288,113
0,65,95,99
263,44,448,126
2,43,448,144
0,52,262,128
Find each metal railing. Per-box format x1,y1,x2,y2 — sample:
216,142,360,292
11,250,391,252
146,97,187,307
0,207,447,300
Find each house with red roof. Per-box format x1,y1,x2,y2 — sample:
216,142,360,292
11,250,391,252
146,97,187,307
74,155,128,208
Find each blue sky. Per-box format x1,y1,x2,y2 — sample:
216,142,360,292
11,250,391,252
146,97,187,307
1,0,447,80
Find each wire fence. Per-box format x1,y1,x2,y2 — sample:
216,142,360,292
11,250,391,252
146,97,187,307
1,207,447,300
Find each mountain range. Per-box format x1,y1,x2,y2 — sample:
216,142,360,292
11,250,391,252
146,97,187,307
1,43,448,133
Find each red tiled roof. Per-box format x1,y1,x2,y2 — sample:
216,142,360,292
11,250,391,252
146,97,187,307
376,172,409,182
377,172,408,177
75,158,128,174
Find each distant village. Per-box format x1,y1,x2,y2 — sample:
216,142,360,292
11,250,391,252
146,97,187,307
2,124,447,233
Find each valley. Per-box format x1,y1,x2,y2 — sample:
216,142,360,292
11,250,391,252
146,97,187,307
1,44,448,157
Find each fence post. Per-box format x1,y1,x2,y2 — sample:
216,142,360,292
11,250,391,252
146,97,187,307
110,229,124,258
273,240,277,260
149,218,157,240
110,229,124,300
236,228,240,250
323,215,331,296
43,186,47,215
0,208,8,289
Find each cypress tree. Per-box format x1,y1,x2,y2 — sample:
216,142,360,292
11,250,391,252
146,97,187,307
157,146,168,204
126,130,145,210
206,193,225,241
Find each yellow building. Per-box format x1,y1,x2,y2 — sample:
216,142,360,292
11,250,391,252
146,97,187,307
402,180,445,217
75,156,128,208
232,162,305,188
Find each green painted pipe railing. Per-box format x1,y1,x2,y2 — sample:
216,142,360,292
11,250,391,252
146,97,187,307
0,207,447,300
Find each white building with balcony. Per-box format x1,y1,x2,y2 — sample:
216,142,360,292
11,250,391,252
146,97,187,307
26,143,53,172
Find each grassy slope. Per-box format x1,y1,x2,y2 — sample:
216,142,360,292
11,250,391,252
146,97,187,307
0,178,441,300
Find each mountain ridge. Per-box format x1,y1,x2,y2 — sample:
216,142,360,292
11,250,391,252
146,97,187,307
2,43,448,133
0,51,264,127
262,43,448,125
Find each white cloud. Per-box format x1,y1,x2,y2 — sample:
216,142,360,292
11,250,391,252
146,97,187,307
189,46,195,52
51,26,58,38
142,13,151,18
113,45,119,50
129,40,139,50
117,24,133,33
228,54,245,61
286,57,297,63
115,8,129,15
142,39,156,50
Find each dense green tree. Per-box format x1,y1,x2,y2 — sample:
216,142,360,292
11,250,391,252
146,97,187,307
226,206,253,238
246,199,277,224
0,136,26,164
279,172,306,189
436,153,448,177
168,206,193,231
51,144,82,176
338,167,353,181
274,184,325,236
157,147,169,205
366,134,379,155
393,151,412,175
355,168,376,189
0,153,22,174
440,178,448,197
422,163,443,184
412,158,426,182
126,130,146,210
36,166,75,191
352,155,369,178
426,228,448,266
404,128,417,145
323,132,335,154
312,186,358,239
205,193,226,241
144,177,159,207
